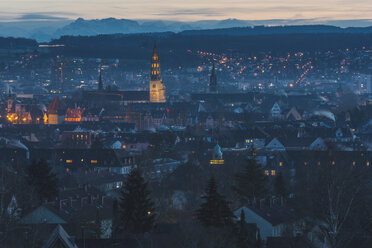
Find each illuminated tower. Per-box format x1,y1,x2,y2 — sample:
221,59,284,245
149,42,166,103
209,63,217,92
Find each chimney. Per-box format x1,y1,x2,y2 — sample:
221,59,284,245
269,198,273,208
252,197,257,207
84,184,88,192
101,196,105,206
59,200,63,210
259,199,265,209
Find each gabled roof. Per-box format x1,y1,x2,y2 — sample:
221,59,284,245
266,138,285,151
42,224,78,248
286,106,302,121
238,205,301,226
19,205,67,225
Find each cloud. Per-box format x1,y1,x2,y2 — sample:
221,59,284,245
17,12,75,21
153,8,225,17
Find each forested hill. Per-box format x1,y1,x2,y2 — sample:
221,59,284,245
1,25,372,66
48,32,372,66
0,37,37,49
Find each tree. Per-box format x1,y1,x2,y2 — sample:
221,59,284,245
234,158,268,202
117,169,155,235
236,210,249,248
196,176,234,227
274,172,287,197
27,160,58,203
111,198,119,238
236,209,259,248
295,154,371,248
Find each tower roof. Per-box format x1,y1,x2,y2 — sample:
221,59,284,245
150,41,161,81
98,69,103,91
47,96,66,115
153,41,157,56
209,63,217,92
152,41,159,61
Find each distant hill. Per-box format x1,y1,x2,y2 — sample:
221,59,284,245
56,19,372,38
54,18,254,37
180,25,372,36
0,17,371,42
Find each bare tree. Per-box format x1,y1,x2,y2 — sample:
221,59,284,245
296,156,371,248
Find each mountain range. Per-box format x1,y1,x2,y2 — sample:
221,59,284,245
0,18,372,42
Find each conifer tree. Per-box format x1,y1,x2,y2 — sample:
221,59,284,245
111,198,119,238
236,210,249,248
117,169,155,235
27,160,58,203
196,176,234,227
234,157,268,201
236,209,258,248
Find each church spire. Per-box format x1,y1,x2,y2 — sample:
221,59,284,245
209,63,217,92
153,41,157,57
150,42,161,81
98,69,103,91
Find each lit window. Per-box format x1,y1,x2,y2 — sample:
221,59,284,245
91,160,97,164
331,161,335,165
66,160,72,163
265,170,269,176
271,170,276,176
279,162,283,166
367,162,370,167
353,161,356,166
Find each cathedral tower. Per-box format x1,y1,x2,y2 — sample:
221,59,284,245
7,89,13,113
149,42,166,103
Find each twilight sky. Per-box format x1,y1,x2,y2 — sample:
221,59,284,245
1,0,372,22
